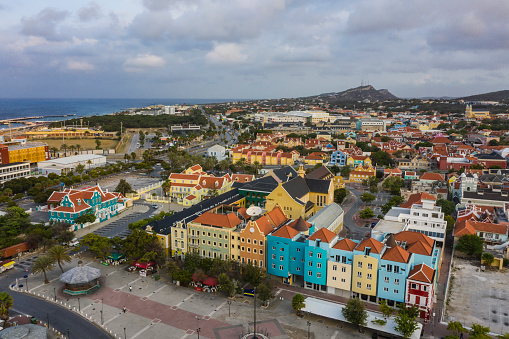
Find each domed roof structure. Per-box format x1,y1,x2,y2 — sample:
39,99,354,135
60,260,101,284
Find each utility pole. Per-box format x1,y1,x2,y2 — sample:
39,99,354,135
253,287,257,338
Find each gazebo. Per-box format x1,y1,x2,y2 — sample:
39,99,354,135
60,260,101,295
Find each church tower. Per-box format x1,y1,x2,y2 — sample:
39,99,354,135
465,104,472,118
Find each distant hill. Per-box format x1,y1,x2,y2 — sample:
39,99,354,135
458,89,509,102
307,85,398,102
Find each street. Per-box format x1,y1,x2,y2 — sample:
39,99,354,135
342,185,371,240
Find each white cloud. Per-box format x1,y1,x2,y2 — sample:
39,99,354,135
123,54,166,72
66,60,95,71
206,43,247,64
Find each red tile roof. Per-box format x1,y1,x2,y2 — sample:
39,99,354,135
308,228,336,243
355,238,384,254
272,225,299,239
454,220,508,237
400,192,437,208
193,212,242,229
333,238,357,252
408,263,434,283
420,172,445,181
382,245,410,263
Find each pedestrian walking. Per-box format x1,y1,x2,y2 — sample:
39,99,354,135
123,306,126,313
129,286,132,292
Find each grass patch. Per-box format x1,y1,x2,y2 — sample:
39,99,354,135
37,138,119,151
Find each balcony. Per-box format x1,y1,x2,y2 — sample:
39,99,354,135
189,242,199,248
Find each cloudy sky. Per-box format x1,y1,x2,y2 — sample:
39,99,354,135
1,0,508,99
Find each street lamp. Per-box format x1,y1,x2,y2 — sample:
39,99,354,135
67,329,70,339
253,287,257,339
101,298,104,325
47,313,50,328
54,287,57,301
227,300,231,317
25,278,28,292
124,327,126,339
307,321,311,339
196,316,200,339
432,312,436,336
78,297,81,312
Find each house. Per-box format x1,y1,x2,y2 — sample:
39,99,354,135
384,168,402,177
453,220,508,245
351,238,384,303
304,228,338,291
327,238,359,297
305,154,324,166
404,171,419,180
349,165,376,182
329,149,347,167
307,203,344,234
347,155,372,167
405,263,435,320
206,145,227,161
48,185,129,230
265,173,334,220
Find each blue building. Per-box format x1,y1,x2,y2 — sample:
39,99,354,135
329,149,347,167
378,245,412,303
304,228,338,291
267,225,306,285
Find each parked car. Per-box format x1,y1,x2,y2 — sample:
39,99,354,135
69,238,79,247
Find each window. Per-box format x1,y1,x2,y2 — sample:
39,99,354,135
422,286,428,292
317,273,321,278
368,263,372,270
309,261,313,267
309,251,313,257
296,248,300,252
242,247,245,251
254,249,257,254
357,272,362,278
280,248,284,251
260,241,263,246
241,238,245,243
333,265,337,271
213,233,216,238
358,262,363,268
219,234,222,239
357,282,361,288
308,271,312,276
342,256,347,264
280,255,284,261
272,246,276,250
247,239,251,244
213,242,216,246
254,240,257,245
332,277,337,281
367,284,371,290
317,263,322,268
272,264,275,269
208,232,211,237
384,287,388,292
317,253,322,259
296,267,300,271
280,265,283,270
411,283,417,289
341,278,346,283
367,273,372,280
260,250,263,255
394,289,398,294
394,279,399,285
341,267,346,273
384,277,389,283
260,261,263,267
394,266,399,274
247,248,251,253
387,264,392,272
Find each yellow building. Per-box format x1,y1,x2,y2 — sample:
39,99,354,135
0,142,49,164
349,165,376,182
346,155,372,167
145,225,171,255
265,174,334,220
351,238,383,301
465,104,489,119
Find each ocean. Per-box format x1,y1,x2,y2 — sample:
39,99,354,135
0,98,241,129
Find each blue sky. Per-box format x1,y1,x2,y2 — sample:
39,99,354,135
1,0,508,99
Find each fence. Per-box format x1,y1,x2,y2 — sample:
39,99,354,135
126,181,164,201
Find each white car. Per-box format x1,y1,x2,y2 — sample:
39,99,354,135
69,238,79,247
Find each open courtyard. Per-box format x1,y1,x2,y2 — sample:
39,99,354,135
445,257,509,334
12,253,371,339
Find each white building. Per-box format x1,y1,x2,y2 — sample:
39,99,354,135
164,106,176,115
206,145,227,161
0,162,31,184
38,154,106,175
375,195,446,244
254,110,330,124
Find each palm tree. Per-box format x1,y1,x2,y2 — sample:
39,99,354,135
50,147,59,157
32,256,55,284
0,292,14,321
75,144,81,154
124,153,131,163
69,145,76,155
131,152,137,162
60,144,68,156
48,245,72,273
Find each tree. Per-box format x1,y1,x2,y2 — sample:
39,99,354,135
75,213,96,225
378,299,394,319
442,214,455,234
242,263,263,287
81,233,112,260
60,144,68,155
123,229,165,267
360,193,376,204
131,152,137,161
292,294,305,316
32,256,55,284
437,199,456,216
469,323,491,339
0,292,14,321
342,297,368,330
95,139,102,150
394,305,419,338
75,164,85,174
167,260,180,281
447,321,466,338
456,234,484,257
115,179,133,195
370,151,394,167
334,188,348,204
382,176,405,195
341,165,351,177
75,144,81,154
257,283,272,306
359,207,374,219
48,245,72,273
482,252,495,268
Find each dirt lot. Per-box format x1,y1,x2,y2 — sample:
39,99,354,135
446,257,509,333
37,138,119,150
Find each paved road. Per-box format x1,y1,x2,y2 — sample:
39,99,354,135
128,133,139,154
0,269,111,339
343,185,371,240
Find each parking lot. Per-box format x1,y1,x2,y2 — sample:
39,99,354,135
446,257,509,333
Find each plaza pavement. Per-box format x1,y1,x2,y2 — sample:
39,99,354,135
10,252,373,339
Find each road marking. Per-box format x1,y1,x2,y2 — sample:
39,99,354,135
29,276,60,292
207,300,227,317
176,293,196,307
82,302,96,312
11,308,31,316
119,277,142,291
104,312,123,325
274,289,282,297
331,330,339,339
131,322,153,339
145,285,166,298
